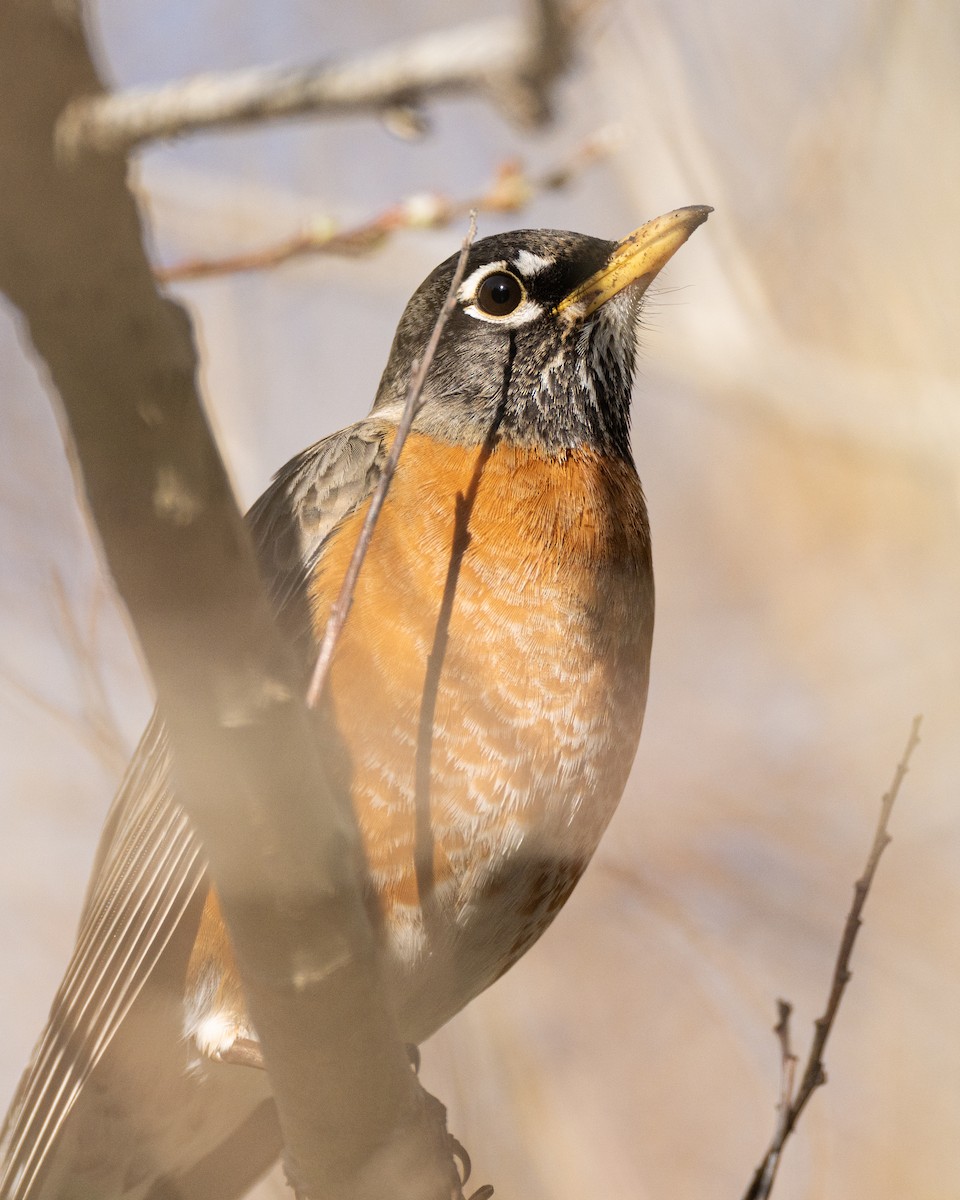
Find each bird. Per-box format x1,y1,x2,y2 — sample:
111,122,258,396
0,205,711,1200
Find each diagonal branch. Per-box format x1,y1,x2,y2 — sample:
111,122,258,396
58,0,573,156
306,214,477,708
0,4,461,1197
742,714,923,1200
156,129,617,282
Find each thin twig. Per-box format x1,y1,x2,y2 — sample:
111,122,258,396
790,714,922,1121
156,129,618,283
0,575,130,779
749,1000,798,1199
742,714,923,1200
773,999,797,1143
51,571,130,776
58,1,572,156
305,214,478,709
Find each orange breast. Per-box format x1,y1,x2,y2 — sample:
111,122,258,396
189,434,652,1043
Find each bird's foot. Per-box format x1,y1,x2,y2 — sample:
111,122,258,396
420,1087,494,1199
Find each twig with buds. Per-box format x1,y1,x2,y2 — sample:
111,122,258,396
742,714,923,1200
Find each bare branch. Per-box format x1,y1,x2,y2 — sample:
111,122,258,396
306,213,478,709
742,715,923,1200
58,0,573,156
157,129,619,283
0,4,462,1196
789,714,921,1123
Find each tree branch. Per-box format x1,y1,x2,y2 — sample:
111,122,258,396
58,0,573,156
0,4,460,1197
156,129,618,282
742,715,922,1200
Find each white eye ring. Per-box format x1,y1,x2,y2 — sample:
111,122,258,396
459,262,544,327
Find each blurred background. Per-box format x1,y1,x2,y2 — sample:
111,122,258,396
1,0,958,1196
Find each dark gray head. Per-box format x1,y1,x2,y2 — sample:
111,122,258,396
373,208,711,461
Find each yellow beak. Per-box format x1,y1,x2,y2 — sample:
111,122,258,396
556,205,712,317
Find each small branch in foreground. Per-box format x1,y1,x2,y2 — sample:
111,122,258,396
305,213,477,709
0,3,465,1194
58,0,573,156
742,714,923,1200
156,129,618,283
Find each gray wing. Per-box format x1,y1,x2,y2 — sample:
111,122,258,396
246,420,389,651
0,418,391,1200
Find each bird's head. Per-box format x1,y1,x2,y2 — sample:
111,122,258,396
373,206,711,460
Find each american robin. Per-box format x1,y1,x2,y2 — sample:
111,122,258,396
0,205,710,1200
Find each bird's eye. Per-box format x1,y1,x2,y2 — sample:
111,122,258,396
475,271,524,317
